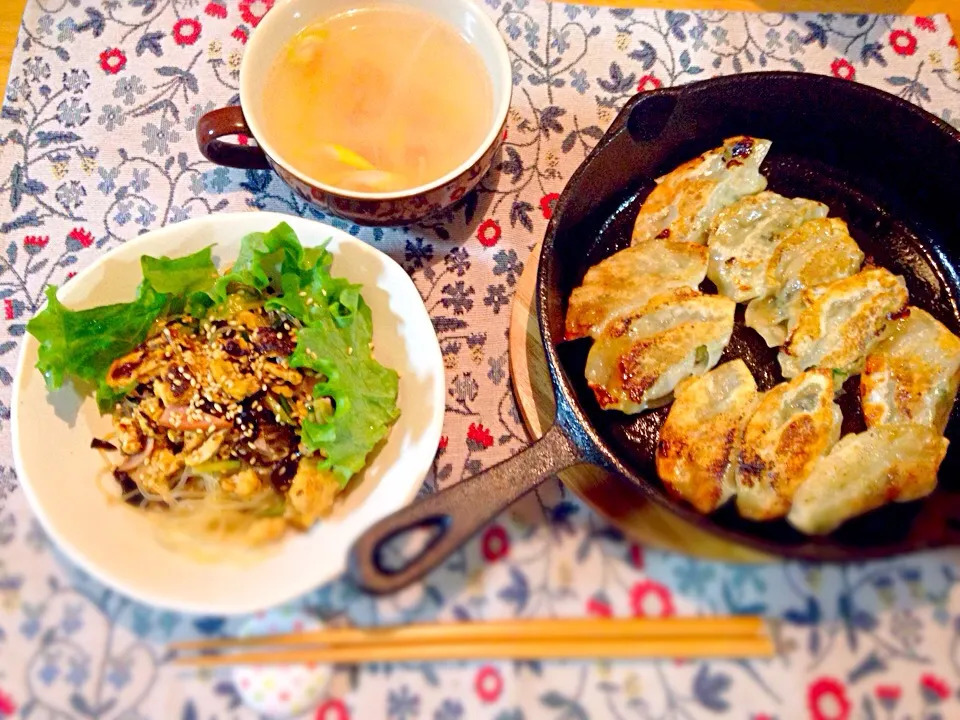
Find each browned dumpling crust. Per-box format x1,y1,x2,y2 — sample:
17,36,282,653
788,424,948,535
656,360,759,513
631,136,772,245
564,239,708,340
778,267,909,380
746,218,865,348
706,192,829,302
860,306,960,433
735,368,842,520
584,289,736,414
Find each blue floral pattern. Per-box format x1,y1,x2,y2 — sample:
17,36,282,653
0,1,958,718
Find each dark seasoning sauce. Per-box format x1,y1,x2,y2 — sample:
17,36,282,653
97,306,319,509
557,150,960,547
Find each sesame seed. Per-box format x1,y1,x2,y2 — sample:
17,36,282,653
299,291,307,297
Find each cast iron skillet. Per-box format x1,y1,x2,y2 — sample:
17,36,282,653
349,72,960,595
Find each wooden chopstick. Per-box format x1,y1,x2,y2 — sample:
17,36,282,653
171,617,773,666
174,636,774,667
170,616,766,652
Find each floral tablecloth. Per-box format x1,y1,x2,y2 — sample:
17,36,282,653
1,1,959,718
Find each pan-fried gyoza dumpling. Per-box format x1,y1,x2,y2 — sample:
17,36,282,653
778,268,909,380
860,307,960,433
656,360,759,513
706,192,828,302
735,369,842,520
632,136,772,245
787,425,948,535
745,218,864,347
564,240,708,340
585,289,736,414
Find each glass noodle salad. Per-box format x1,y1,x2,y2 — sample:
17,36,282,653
26,223,400,554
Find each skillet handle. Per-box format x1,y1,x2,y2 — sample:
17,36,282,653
605,86,681,141
348,423,582,595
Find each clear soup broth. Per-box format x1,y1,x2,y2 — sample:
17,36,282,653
262,7,494,194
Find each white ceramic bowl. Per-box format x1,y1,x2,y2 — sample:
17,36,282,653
12,212,445,615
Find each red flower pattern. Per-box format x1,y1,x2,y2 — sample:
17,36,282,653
586,594,612,617
890,29,918,55
476,218,501,247
449,186,467,203
481,524,509,562
4,299,14,321
873,685,901,709
637,74,662,91
99,48,127,75
0,689,16,716
467,422,494,449
830,58,855,80
921,673,950,700
204,1,227,19
173,18,202,46
629,580,674,618
69,227,94,248
438,436,448,452
239,0,274,28
474,666,503,703
23,235,49,248
315,699,349,720
540,192,560,220
628,542,644,569
914,16,936,32
232,27,249,44
808,677,851,720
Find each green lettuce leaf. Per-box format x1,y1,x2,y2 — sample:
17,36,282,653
141,246,218,295
141,245,219,316
26,283,168,410
290,298,400,484
209,221,326,302
265,254,361,329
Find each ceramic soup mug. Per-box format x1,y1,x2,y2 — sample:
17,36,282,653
196,0,512,226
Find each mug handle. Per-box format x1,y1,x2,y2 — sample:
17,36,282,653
196,107,271,170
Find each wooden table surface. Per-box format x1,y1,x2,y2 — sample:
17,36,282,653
0,0,956,101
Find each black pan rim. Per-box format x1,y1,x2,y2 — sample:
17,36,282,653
536,70,960,562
